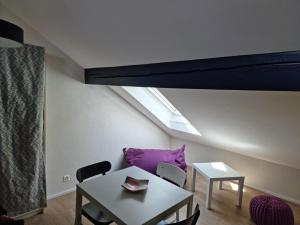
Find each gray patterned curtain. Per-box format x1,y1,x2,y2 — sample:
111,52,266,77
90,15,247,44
0,44,46,216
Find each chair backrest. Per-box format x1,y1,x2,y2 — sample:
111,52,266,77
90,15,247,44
169,204,200,225
76,161,111,182
156,162,186,187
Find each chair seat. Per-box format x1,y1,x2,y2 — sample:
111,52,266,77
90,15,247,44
82,202,112,225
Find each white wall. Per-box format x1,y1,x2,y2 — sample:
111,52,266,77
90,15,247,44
171,138,300,204
0,4,170,197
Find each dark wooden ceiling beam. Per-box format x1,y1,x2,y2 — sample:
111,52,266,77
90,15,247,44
85,51,300,91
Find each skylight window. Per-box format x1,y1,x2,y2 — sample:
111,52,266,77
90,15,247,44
120,86,201,136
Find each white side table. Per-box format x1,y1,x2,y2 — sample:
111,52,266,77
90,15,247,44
191,162,245,209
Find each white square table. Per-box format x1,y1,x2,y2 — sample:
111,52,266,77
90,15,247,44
191,162,245,209
74,166,194,225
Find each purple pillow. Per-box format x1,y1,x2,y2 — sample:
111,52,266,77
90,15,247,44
123,145,187,174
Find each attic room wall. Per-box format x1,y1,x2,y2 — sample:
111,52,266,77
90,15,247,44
171,138,300,204
0,4,170,198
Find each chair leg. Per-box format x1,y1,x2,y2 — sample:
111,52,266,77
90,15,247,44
176,210,179,222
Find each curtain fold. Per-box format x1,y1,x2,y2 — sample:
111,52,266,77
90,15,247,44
0,44,46,216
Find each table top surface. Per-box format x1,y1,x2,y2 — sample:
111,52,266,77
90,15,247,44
192,162,243,179
77,166,193,225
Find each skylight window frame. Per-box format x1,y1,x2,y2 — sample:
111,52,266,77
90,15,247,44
148,88,181,115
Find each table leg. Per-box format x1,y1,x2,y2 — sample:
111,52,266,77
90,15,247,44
74,186,82,225
236,177,245,207
218,181,223,190
206,179,213,209
191,167,196,192
187,195,194,218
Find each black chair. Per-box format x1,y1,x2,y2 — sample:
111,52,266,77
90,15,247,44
76,161,113,225
159,204,200,225
0,206,24,225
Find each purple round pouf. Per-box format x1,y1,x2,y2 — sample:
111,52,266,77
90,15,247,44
250,195,294,225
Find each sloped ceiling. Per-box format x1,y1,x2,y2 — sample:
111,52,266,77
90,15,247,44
160,89,300,169
1,0,300,168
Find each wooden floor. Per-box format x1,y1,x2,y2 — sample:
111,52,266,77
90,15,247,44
25,167,300,225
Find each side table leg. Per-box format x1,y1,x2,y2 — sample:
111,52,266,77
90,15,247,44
191,167,196,192
236,177,245,207
206,179,213,209
218,181,223,190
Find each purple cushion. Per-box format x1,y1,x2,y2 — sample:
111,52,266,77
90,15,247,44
250,195,294,225
123,145,187,174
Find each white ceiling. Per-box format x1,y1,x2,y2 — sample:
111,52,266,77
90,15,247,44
2,0,300,168
2,0,300,67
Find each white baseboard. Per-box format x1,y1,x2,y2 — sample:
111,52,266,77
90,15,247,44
14,208,44,220
47,187,76,200
12,188,75,219
244,184,300,205
46,166,300,206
